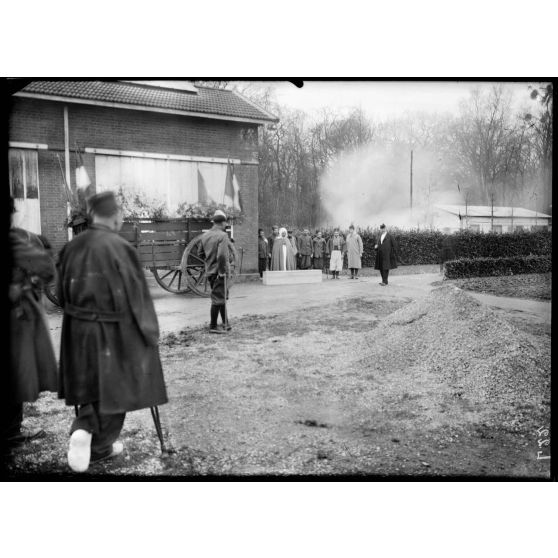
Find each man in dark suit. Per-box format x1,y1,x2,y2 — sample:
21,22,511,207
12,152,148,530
374,224,399,286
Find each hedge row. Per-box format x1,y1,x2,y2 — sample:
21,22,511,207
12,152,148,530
444,255,552,279
313,228,552,266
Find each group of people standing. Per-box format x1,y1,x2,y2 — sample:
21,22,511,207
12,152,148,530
258,223,398,284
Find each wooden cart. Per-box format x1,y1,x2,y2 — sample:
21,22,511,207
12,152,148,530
44,218,239,305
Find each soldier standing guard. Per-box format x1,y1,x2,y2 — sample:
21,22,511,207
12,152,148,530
198,209,232,334
57,191,168,473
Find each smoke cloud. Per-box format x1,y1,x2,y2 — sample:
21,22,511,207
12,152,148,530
319,144,462,230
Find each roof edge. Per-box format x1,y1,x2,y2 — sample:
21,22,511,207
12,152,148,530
13,91,274,125
230,89,279,123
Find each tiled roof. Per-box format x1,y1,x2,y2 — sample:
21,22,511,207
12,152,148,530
435,204,551,219
16,80,277,123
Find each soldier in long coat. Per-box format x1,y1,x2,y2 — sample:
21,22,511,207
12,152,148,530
57,191,167,472
5,198,58,453
297,228,313,270
198,209,232,333
346,225,363,279
374,223,399,286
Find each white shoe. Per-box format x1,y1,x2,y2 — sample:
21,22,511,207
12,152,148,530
91,441,124,464
110,441,124,457
68,429,92,473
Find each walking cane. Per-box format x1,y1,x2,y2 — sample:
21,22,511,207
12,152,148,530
150,406,167,454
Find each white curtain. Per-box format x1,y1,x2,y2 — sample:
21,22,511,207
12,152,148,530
95,155,228,215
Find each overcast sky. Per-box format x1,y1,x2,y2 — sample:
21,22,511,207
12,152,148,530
247,80,540,120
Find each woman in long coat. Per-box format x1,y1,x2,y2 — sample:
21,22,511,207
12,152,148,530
271,227,297,270
346,225,363,279
374,224,399,286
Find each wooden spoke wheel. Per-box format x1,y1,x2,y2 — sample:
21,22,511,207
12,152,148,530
151,265,190,294
181,236,238,298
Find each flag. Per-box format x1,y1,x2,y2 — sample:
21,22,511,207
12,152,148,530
198,168,210,204
224,160,241,211
74,143,91,190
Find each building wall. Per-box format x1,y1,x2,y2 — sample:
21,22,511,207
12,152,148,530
9,97,261,272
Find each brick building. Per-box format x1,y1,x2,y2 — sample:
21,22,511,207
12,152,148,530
8,80,277,272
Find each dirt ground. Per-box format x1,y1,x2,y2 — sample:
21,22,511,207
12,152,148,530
6,269,552,479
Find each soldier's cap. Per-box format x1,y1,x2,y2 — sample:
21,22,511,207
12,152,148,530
211,209,228,223
380,223,386,229
87,191,120,217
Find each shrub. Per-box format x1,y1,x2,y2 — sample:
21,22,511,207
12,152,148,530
313,227,552,266
444,255,552,279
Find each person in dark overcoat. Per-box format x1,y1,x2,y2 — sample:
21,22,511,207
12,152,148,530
57,191,168,472
297,228,313,270
258,229,269,278
4,198,58,456
374,223,399,286
198,209,232,333
312,230,327,271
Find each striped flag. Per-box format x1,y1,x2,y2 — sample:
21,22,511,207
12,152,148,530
224,160,242,211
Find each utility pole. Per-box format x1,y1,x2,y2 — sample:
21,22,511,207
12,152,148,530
464,191,468,231
490,191,495,232
410,150,413,210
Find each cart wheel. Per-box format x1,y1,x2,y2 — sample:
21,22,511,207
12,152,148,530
181,236,238,297
151,266,190,294
181,237,210,297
